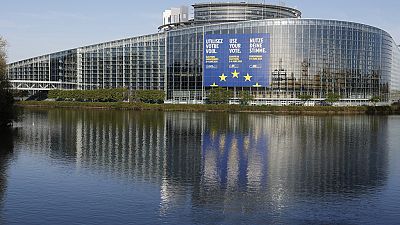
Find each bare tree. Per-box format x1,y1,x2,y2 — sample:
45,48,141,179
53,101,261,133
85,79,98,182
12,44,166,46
0,37,7,83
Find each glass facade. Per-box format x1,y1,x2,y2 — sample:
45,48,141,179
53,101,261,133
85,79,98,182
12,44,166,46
7,34,166,91
167,19,400,104
193,3,301,25
391,45,400,101
79,34,166,91
6,5,400,105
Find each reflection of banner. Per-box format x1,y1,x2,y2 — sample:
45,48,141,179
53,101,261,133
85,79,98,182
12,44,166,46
202,130,269,188
204,33,270,87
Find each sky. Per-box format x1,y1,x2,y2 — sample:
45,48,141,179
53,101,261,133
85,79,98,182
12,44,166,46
1,0,400,62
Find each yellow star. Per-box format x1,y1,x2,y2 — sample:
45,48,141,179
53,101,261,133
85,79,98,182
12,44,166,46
210,82,219,87
244,73,252,81
219,73,227,81
231,70,240,78
252,82,262,87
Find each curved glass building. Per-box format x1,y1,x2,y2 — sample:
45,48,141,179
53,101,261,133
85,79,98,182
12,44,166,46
193,3,301,24
6,2,400,105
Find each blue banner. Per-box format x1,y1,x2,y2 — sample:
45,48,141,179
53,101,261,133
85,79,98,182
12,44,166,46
203,33,270,87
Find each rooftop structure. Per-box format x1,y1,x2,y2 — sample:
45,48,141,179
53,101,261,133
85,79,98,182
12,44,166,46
162,6,190,31
193,2,301,24
159,2,301,30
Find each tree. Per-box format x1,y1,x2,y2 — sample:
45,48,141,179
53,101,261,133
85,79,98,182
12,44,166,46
238,91,254,106
325,93,341,105
207,88,232,104
297,94,313,106
369,96,381,106
0,37,17,127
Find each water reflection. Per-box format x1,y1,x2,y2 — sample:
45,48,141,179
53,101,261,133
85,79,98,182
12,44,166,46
17,109,389,215
198,114,388,217
0,128,15,223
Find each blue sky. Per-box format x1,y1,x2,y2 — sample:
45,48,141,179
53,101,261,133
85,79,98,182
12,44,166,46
1,0,400,62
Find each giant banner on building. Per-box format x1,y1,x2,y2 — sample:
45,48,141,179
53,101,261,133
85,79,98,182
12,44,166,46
203,33,270,87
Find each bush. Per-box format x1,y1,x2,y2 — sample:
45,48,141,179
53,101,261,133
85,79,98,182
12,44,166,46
325,93,341,104
131,90,165,104
207,88,233,104
48,88,128,102
48,89,166,104
369,96,381,106
238,91,254,105
298,94,313,105
13,90,30,98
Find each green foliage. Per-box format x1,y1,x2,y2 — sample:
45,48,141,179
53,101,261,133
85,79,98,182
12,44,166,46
48,88,128,102
298,94,313,103
238,91,254,106
0,37,17,127
48,89,165,104
207,88,233,104
13,90,30,98
325,93,341,103
369,96,381,106
132,90,165,104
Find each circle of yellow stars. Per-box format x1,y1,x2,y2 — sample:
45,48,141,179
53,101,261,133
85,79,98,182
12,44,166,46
210,70,262,87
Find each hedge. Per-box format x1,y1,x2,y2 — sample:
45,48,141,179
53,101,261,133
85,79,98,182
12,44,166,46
48,88,128,102
132,90,165,104
48,89,166,104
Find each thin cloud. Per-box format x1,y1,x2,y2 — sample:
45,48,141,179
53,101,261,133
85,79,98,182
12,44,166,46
0,20,35,29
12,11,92,21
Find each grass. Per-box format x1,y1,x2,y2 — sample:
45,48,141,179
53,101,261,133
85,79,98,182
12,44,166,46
16,100,396,115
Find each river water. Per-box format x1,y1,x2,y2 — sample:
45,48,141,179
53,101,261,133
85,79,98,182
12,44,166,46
0,109,399,224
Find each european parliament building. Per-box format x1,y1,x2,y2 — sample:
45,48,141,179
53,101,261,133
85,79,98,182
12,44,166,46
6,2,400,105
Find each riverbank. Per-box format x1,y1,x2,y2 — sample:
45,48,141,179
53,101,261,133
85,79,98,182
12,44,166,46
16,101,400,115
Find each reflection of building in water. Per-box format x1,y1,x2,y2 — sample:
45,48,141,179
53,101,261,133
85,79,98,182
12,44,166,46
74,110,168,181
202,113,269,191
18,109,204,212
160,112,203,212
18,110,389,214
19,109,203,183
197,114,388,211
0,129,15,224
267,116,388,196
19,109,81,159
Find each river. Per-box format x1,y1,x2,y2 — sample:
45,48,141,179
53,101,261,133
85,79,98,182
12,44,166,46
0,108,399,224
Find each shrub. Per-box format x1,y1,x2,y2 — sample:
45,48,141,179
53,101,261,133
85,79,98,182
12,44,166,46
132,90,165,104
298,94,313,105
238,91,254,105
325,93,341,104
369,96,381,106
48,88,128,102
13,90,30,98
207,88,233,104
